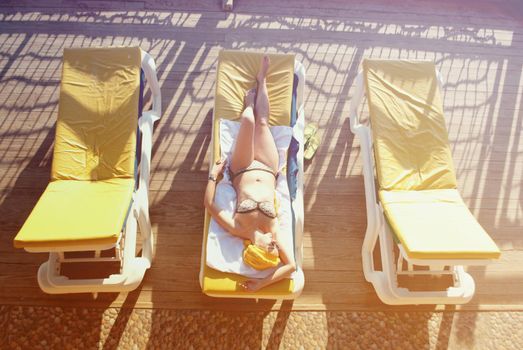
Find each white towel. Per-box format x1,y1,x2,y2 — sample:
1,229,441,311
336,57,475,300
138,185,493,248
206,119,294,278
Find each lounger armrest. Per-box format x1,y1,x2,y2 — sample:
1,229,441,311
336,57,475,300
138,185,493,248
140,50,162,118
348,72,365,132
348,70,379,217
347,70,383,276
137,50,161,194
294,60,306,112
138,111,157,195
435,68,444,91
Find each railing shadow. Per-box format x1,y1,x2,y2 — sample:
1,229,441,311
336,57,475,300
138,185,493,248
1,0,522,348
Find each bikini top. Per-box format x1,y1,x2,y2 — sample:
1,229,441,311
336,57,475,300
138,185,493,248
236,198,277,218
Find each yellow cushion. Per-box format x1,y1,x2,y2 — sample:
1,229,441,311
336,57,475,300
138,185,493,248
14,179,134,249
202,50,295,295
363,59,457,191
202,265,294,296
52,47,141,181
380,189,501,260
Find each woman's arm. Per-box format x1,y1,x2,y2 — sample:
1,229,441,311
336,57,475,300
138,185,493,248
204,158,236,233
241,239,296,292
203,158,245,237
269,219,280,242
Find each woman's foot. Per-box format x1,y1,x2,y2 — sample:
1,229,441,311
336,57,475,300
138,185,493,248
257,55,270,83
244,88,256,109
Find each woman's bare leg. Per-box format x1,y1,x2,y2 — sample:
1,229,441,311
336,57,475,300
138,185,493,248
230,89,256,173
254,56,279,172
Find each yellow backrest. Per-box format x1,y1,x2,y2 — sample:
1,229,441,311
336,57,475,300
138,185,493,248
363,59,457,191
52,47,141,181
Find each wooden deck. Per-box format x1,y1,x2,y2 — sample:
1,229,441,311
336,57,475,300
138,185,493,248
1,0,522,311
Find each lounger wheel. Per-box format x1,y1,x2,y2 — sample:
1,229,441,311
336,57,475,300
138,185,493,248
37,261,54,294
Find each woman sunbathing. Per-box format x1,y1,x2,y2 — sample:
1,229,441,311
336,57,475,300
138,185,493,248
204,55,296,292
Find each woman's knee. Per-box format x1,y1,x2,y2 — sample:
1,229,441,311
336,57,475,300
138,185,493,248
241,109,255,125
255,114,270,127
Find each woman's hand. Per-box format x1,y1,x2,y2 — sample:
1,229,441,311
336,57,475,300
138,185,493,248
240,279,264,292
211,157,227,178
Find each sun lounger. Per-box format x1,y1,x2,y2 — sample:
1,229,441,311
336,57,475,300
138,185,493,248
199,50,306,299
349,59,500,305
13,47,161,296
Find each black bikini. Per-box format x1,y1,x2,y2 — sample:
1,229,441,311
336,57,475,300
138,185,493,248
229,160,277,181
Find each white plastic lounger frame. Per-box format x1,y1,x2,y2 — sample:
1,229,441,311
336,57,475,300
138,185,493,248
199,60,306,299
349,66,494,305
25,50,162,296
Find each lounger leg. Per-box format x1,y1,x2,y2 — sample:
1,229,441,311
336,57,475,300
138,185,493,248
136,195,154,263
222,0,233,11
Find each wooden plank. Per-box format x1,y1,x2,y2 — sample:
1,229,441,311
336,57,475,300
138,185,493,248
0,0,523,312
